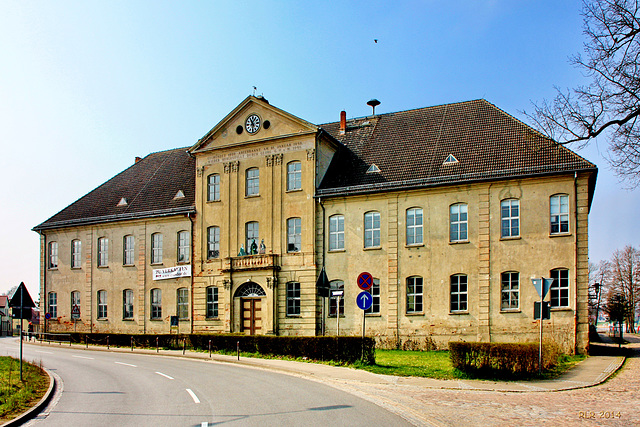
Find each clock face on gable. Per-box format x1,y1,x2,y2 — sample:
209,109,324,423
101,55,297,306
245,114,261,134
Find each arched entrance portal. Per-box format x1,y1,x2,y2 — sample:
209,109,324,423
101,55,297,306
234,282,266,335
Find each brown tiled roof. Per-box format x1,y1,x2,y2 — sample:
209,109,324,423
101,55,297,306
33,148,195,231
318,99,597,196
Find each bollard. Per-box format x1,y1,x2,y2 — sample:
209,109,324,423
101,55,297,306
156,336,159,353
209,340,211,358
85,336,88,349
107,336,110,349
183,338,186,355
131,336,134,351
237,340,240,361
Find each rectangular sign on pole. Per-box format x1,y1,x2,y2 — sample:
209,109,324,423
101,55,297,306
534,301,551,320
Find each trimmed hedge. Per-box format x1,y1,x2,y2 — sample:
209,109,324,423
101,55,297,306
449,342,559,379
65,333,375,364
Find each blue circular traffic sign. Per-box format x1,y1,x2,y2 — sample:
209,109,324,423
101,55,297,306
357,272,373,290
356,291,373,310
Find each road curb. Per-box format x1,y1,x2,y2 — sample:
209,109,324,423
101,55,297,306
1,367,56,427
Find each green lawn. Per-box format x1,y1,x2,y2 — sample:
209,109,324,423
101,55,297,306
0,357,50,423
354,349,587,380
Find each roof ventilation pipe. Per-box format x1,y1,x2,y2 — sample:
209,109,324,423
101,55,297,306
367,99,380,116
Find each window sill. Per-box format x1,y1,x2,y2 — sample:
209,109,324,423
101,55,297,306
177,261,190,265
363,246,382,251
245,194,260,199
206,258,220,262
150,318,163,321
365,313,381,317
123,318,134,321
500,309,521,313
406,312,424,316
286,251,301,255
550,307,572,311
97,318,108,321
328,249,346,253
450,311,469,315
206,200,221,203
70,267,82,270
449,240,469,245
150,263,163,266
549,233,572,238
123,264,135,267
286,188,303,193
48,267,58,271
500,236,521,241
205,317,220,320
405,243,424,248
97,265,109,268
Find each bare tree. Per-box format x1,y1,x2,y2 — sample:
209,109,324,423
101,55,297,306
608,245,640,331
589,260,611,324
527,0,640,186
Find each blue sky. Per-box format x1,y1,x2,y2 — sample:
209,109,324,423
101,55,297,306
1,1,637,298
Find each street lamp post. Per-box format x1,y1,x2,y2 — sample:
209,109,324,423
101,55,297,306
594,282,601,329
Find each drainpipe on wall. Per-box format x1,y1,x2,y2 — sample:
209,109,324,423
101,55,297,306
188,212,195,334
319,198,326,336
39,232,47,334
574,171,579,353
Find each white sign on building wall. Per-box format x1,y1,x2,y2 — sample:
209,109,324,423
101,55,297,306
152,265,192,281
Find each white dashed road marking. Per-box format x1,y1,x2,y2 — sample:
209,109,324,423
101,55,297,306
155,371,174,380
115,362,137,367
72,355,94,360
186,389,200,404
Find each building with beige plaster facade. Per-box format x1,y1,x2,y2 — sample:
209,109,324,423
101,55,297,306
34,96,597,353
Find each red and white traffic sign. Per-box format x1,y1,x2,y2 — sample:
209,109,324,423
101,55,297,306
357,272,373,290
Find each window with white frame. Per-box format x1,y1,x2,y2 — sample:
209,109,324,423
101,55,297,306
206,286,218,318
97,290,107,319
450,203,468,242
123,289,134,319
97,237,108,267
550,268,570,308
406,276,423,313
246,168,259,196
329,215,344,251
406,208,423,245
150,288,162,319
48,241,58,269
246,222,259,252
177,231,190,263
151,233,163,264
450,274,468,312
48,292,57,318
207,174,220,202
501,271,519,310
364,211,381,248
71,239,82,268
365,278,381,315
71,290,80,316
550,194,569,234
287,161,301,191
287,218,301,253
501,199,520,238
286,282,301,316
329,280,344,317
177,288,189,319
123,235,134,265
207,226,220,259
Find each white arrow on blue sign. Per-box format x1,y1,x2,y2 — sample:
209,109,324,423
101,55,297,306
356,291,373,310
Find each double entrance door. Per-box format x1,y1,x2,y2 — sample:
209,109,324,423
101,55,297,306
241,298,262,335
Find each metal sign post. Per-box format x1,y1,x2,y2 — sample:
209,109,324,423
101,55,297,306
356,290,373,361
532,277,553,373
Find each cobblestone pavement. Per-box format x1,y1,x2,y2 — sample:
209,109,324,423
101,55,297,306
322,336,640,426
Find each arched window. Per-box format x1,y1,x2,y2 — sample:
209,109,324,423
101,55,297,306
235,282,266,297
501,199,520,238
151,233,163,264
177,288,189,319
206,287,218,318
246,168,259,196
97,290,107,319
406,208,423,245
207,174,220,201
177,230,190,263
97,237,108,267
207,226,220,259
48,241,58,269
123,289,134,319
287,161,301,191
406,276,423,313
71,239,82,268
450,203,468,242
123,235,135,265
150,288,162,319
364,211,381,248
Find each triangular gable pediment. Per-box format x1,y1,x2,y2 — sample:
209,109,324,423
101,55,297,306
189,96,318,154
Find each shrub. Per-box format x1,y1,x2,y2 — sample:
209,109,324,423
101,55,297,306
449,341,560,379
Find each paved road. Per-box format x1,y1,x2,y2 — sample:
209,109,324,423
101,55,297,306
0,338,411,426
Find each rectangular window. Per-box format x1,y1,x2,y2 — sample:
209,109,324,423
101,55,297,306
177,288,189,319
71,240,82,268
151,289,162,319
286,282,301,316
206,286,218,318
207,226,220,259
450,274,468,312
48,242,58,269
123,289,134,319
329,281,344,317
406,208,423,245
450,204,468,242
97,290,107,319
550,268,570,307
208,174,220,201
329,215,344,251
364,211,381,248
406,276,423,313
501,272,519,310
98,237,108,267
501,199,520,238
151,233,163,264
287,218,301,253
246,222,259,252
246,168,259,196
287,161,302,191
177,231,190,263
365,278,381,315
123,235,135,265
48,292,57,318
550,195,569,234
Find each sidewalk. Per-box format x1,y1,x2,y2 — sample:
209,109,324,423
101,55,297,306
26,333,635,393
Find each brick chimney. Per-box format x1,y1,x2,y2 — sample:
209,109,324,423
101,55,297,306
339,111,346,135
